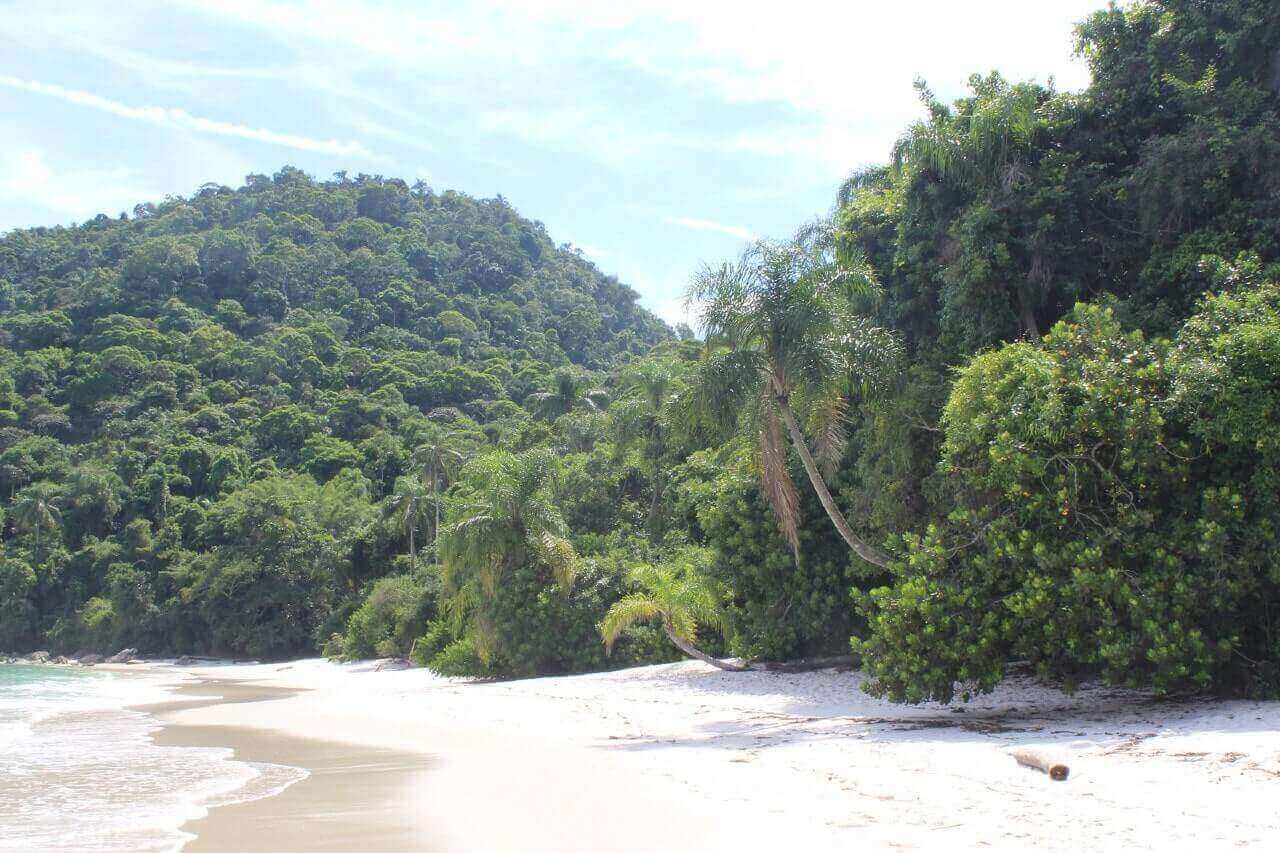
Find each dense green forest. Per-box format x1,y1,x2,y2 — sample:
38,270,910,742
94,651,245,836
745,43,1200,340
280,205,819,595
3,0,1279,701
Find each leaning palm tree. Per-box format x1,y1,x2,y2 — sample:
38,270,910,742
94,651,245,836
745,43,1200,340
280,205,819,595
679,222,901,568
12,483,63,560
409,437,465,567
436,448,578,662
600,555,744,672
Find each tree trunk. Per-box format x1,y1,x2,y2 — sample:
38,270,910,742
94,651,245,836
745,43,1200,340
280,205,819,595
433,480,441,570
1017,284,1041,340
775,400,891,568
662,620,748,672
647,466,663,540
408,520,416,573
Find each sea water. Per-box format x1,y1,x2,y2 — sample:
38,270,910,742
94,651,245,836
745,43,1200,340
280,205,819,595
0,664,307,851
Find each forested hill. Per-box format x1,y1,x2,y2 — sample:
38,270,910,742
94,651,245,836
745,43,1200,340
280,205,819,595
4,1,1280,702
0,168,668,374
0,170,667,654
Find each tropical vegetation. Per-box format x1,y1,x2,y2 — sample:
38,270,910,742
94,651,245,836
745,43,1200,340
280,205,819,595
2,0,1279,703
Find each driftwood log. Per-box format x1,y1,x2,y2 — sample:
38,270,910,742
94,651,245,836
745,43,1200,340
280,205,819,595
1010,748,1070,781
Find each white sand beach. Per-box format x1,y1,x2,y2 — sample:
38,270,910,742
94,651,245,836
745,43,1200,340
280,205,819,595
135,659,1280,851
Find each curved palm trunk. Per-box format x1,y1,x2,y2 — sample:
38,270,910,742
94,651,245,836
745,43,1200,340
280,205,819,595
663,619,748,671
774,399,891,569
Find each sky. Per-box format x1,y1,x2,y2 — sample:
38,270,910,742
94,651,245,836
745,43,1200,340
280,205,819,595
0,0,1111,325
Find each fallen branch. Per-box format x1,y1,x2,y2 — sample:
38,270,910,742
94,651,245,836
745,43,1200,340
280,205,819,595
1010,748,1070,781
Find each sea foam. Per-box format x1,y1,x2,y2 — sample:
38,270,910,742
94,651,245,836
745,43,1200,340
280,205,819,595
0,664,307,851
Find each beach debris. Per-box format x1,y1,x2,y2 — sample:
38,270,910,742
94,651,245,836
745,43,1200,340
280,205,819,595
1010,747,1070,781
106,648,138,664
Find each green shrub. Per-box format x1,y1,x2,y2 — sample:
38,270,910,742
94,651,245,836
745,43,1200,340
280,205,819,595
427,636,487,677
339,572,437,659
49,596,117,653
418,556,668,678
856,286,1280,702
675,447,864,660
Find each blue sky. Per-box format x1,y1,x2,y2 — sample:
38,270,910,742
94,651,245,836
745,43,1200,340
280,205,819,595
0,0,1109,325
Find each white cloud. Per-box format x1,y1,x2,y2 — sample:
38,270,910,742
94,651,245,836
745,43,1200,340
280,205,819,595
0,75,379,160
567,242,609,261
650,295,692,328
351,117,435,153
174,0,1105,175
663,216,756,241
66,41,288,85
0,149,152,225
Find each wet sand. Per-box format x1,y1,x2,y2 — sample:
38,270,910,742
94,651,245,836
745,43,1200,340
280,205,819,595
141,680,433,851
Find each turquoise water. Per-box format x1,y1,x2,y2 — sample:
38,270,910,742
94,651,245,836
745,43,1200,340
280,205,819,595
0,663,306,851
0,663,92,685
0,663,106,749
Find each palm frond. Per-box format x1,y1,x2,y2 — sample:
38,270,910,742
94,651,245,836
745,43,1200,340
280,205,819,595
537,531,578,592
806,387,849,481
599,593,665,653
671,348,764,440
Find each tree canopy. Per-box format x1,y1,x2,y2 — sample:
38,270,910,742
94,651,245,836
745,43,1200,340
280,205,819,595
4,0,1280,704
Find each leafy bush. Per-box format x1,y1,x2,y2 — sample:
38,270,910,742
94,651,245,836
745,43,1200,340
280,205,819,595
425,635,487,677
676,447,862,660
48,596,116,653
856,285,1280,701
339,572,437,659
174,473,367,658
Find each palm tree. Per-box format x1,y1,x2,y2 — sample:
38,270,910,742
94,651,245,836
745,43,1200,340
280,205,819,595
680,222,901,568
384,477,432,573
600,555,744,672
611,361,679,537
436,448,578,662
65,464,123,539
12,483,63,560
893,75,1048,338
525,367,609,420
410,437,465,568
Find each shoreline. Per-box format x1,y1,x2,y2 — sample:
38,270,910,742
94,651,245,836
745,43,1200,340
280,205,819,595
74,658,1280,850
139,664,784,852
139,678,433,850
